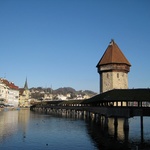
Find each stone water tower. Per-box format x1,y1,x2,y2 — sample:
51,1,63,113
96,40,131,93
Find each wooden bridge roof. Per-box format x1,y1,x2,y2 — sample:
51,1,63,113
82,89,150,104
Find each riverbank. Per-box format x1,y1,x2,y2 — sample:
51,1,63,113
0,107,30,112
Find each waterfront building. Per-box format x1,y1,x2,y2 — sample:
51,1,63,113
7,86,19,108
0,80,8,106
0,78,19,107
19,78,30,107
56,94,67,100
96,39,131,93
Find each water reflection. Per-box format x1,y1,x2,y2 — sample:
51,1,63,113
43,110,150,149
18,109,30,142
0,109,30,144
0,109,150,150
108,118,130,142
0,110,97,150
85,117,150,150
0,110,18,143
86,118,130,150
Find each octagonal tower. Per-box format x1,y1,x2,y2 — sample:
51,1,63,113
96,40,131,93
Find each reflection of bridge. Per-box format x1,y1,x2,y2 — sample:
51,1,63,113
30,89,150,147
31,88,150,126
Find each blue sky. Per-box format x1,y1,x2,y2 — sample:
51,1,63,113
0,0,150,93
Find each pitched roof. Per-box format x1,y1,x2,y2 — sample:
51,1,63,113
96,40,131,67
19,88,24,95
0,78,19,90
82,89,150,104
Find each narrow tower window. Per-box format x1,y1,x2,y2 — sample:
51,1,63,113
107,73,109,78
117,73,119,78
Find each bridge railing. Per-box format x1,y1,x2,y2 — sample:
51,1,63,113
31,99,150,108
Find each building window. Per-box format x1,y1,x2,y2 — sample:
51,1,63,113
117,73,119,78
107,73,109,78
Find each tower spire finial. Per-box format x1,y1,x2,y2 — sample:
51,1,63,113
24,77,28,90
109,39,114,45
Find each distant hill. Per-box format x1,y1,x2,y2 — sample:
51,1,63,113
30,87,97,98
54,87,76,95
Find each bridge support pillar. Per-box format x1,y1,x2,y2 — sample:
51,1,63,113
89,112,93,120
83,111,86,119
123,118,129,130
93,113,97,122
140,116,144,143
114,117,118,127
81,111,84,119
104,116,108,129
95,113,99,122
96,115,101,125
114,117,118,139
85,111,90,120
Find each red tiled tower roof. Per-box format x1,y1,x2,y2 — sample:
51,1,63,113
96,40,131,67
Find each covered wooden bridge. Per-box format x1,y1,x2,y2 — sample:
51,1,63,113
30,88,150,118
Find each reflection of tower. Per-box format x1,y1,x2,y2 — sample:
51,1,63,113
96,40,131,93
108,118,128,141
18,109,30,142
24,78,30,107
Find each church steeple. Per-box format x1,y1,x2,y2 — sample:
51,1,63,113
24,77,28,90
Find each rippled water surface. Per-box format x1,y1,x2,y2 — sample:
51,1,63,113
0,109,97,150
0,109,150,150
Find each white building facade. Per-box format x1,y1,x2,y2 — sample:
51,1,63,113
0,78,19,108
0,82,8,105
7,88,19,107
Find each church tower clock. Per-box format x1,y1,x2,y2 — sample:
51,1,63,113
96,40,131,93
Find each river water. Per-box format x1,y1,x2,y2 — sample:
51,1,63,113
0,109,150,150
